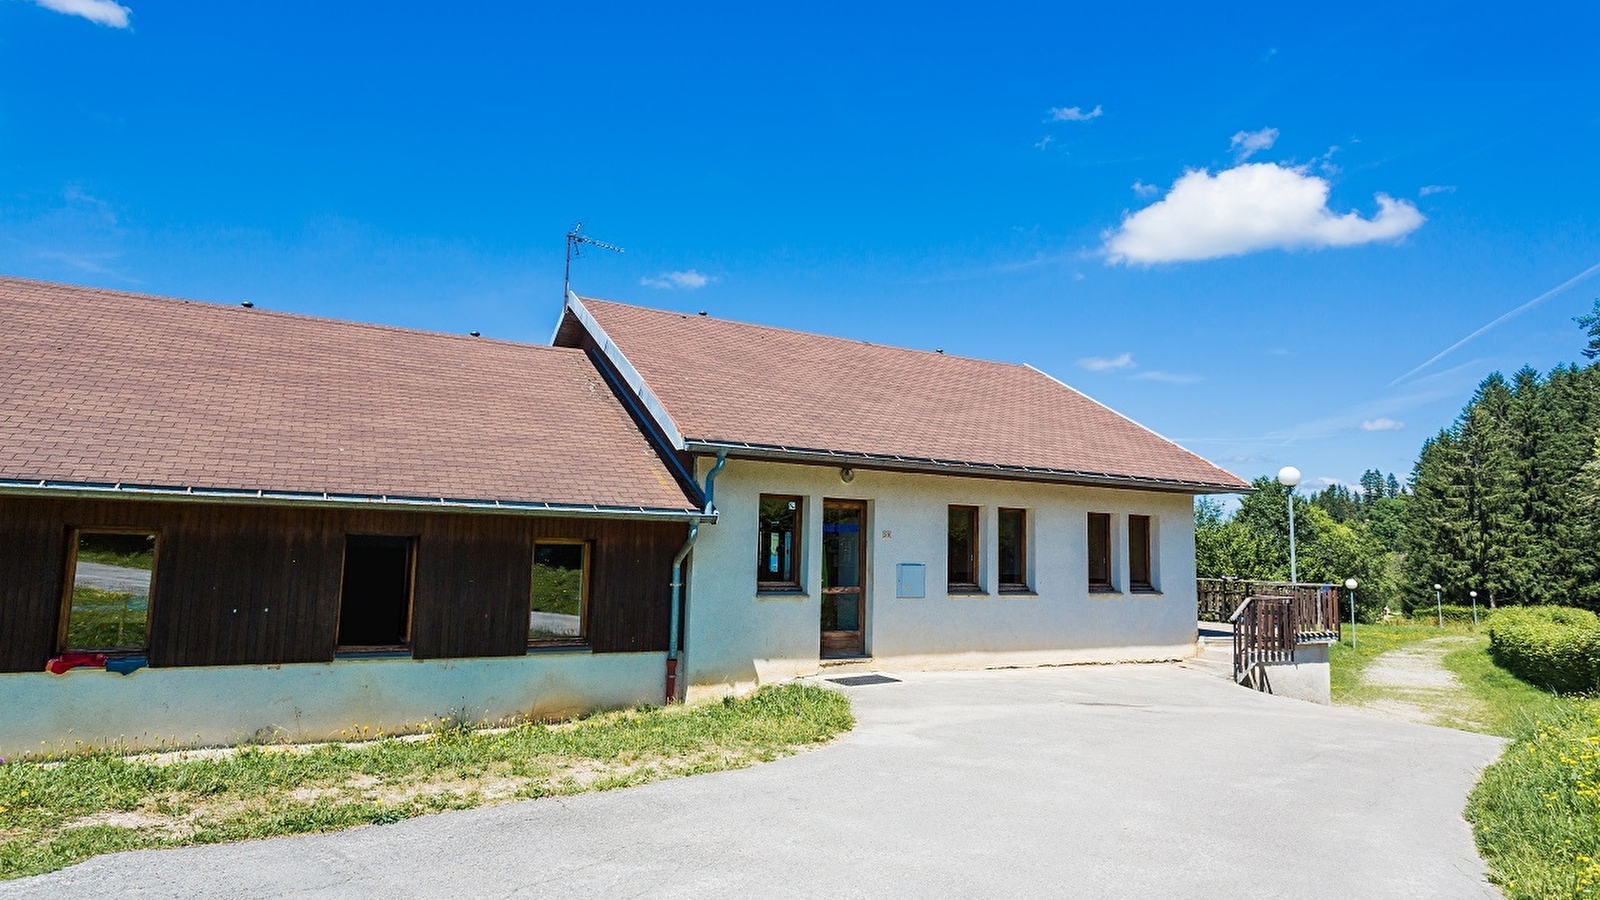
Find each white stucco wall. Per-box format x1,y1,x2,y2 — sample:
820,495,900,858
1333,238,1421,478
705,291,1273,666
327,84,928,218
0,651,665,758
683,458,1199,699
1250,641,1333,705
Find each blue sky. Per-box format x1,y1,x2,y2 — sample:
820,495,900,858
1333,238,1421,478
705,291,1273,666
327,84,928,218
4,1,1598,497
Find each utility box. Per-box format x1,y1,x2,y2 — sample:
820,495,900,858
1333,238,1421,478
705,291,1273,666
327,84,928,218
896,563,926,598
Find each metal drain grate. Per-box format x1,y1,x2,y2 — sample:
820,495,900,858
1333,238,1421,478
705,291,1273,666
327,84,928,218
827,674,901,687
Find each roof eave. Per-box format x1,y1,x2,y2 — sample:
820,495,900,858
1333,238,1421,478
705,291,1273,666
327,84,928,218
682,440,1250,495
0,478,716,522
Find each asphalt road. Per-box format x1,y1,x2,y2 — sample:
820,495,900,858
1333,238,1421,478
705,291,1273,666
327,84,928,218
70,561,151,595
1,663,1506,899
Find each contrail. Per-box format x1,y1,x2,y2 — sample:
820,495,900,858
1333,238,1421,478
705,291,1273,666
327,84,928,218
1388,260,1600,387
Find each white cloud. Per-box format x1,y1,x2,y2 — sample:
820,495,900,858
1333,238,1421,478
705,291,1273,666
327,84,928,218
1131,180,1158,198
30,0,131,27
1048,104,1103,122
1360,417,1405,432
1077,352,1134,372
1230,127,1279,160
1033,135,1053,151
640,269,712,290
1103,162,1425,265
1419,184,1457,196
1133,370,1202,384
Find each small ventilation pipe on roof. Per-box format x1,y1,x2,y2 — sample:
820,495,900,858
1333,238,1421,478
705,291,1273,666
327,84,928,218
666,449,726,703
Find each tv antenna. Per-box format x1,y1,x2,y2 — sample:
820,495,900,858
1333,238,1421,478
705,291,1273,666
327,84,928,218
564,222,624,298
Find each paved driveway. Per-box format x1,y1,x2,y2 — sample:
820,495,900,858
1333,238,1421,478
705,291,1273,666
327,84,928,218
2,664,1505,899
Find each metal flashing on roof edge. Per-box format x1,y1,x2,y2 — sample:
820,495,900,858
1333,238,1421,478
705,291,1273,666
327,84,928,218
0,478,717,521
564,292,688,451
682,440,1246,495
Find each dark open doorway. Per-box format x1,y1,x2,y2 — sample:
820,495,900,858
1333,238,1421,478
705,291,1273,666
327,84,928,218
336,535,414,649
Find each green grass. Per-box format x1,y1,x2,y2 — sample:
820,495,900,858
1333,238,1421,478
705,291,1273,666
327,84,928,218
1442,640,1574,736
74,548,154,571
62,587,150,651
530,563,581,616
1466,700,1600,900
0,683,853,880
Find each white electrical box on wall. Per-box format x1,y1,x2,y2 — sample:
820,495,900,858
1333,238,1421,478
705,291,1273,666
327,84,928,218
896,563,926,598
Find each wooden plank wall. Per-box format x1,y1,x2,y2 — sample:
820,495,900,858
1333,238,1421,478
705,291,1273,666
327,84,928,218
0,496,686,673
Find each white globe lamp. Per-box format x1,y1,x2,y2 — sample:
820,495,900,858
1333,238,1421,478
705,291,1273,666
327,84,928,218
1277,466,1302,585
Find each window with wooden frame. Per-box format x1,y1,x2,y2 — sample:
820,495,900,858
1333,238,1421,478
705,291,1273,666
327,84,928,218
998,508,1029,593
1129,515,1155,592
1087,512,1114,592
60,529,157,654
757,495,803,592
947,505,982,592
531,540,589,645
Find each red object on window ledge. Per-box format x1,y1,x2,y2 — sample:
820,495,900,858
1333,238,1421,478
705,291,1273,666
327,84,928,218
45,652,107,675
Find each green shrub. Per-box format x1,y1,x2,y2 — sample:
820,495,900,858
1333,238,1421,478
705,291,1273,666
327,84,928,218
1487,606,1600,695
1428,603,1483,624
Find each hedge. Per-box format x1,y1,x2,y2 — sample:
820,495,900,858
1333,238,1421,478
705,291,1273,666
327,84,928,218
1486,606,1600,695
1428,603,1484,624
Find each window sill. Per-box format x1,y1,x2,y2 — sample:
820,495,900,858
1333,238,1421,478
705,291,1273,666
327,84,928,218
998,588,1038,597
1088,588,1123,597
334,648,413,660
948,587,989,597
1130,587,1163,596
527,642,590,653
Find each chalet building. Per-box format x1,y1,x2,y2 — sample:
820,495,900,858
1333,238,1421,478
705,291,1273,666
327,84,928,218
0,278,704,755
554,297,1249,699
0,276,1247,756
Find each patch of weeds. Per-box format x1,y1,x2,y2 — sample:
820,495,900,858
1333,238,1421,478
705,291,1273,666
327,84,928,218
1467,700,1600,900
0,683,853,881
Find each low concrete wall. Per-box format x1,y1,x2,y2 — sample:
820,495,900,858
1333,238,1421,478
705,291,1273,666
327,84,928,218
1252,641,1332,705
0,651,665,758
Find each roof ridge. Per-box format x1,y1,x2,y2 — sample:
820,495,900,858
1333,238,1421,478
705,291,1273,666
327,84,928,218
0,274,578,356
575,294,1033,370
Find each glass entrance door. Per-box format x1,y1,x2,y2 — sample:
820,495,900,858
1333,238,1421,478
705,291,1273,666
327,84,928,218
821,499,866,658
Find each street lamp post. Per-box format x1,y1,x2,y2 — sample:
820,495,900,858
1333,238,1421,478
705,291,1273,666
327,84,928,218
1433,583,1443,628
1345,578,1359,648
1278,466,1301,585
1470,590,1479,627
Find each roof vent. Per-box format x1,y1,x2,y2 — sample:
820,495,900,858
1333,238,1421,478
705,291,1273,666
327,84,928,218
698,311,707,317
936,349,944,354
240,300,254,308
469,331,480,338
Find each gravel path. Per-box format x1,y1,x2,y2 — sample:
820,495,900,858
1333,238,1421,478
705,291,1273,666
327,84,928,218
1357,636,1485,727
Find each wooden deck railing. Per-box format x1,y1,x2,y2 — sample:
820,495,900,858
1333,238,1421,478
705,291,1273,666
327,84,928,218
1200,579,1341,628
1205,580,1342,680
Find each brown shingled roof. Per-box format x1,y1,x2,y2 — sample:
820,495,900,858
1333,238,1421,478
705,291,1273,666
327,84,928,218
568,297,1249,493
0,277,701,515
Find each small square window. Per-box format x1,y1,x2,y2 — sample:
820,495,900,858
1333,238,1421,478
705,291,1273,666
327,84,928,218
998,508,1029,593
531,541,588,645
1087,512,1114,592
61,530,156,654
948,505,981,592
758,495,803,591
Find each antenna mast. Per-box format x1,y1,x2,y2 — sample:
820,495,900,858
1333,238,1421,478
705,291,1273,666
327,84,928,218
564,222,625,299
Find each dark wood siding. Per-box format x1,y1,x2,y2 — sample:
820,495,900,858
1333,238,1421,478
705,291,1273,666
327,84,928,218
0,496,686,673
